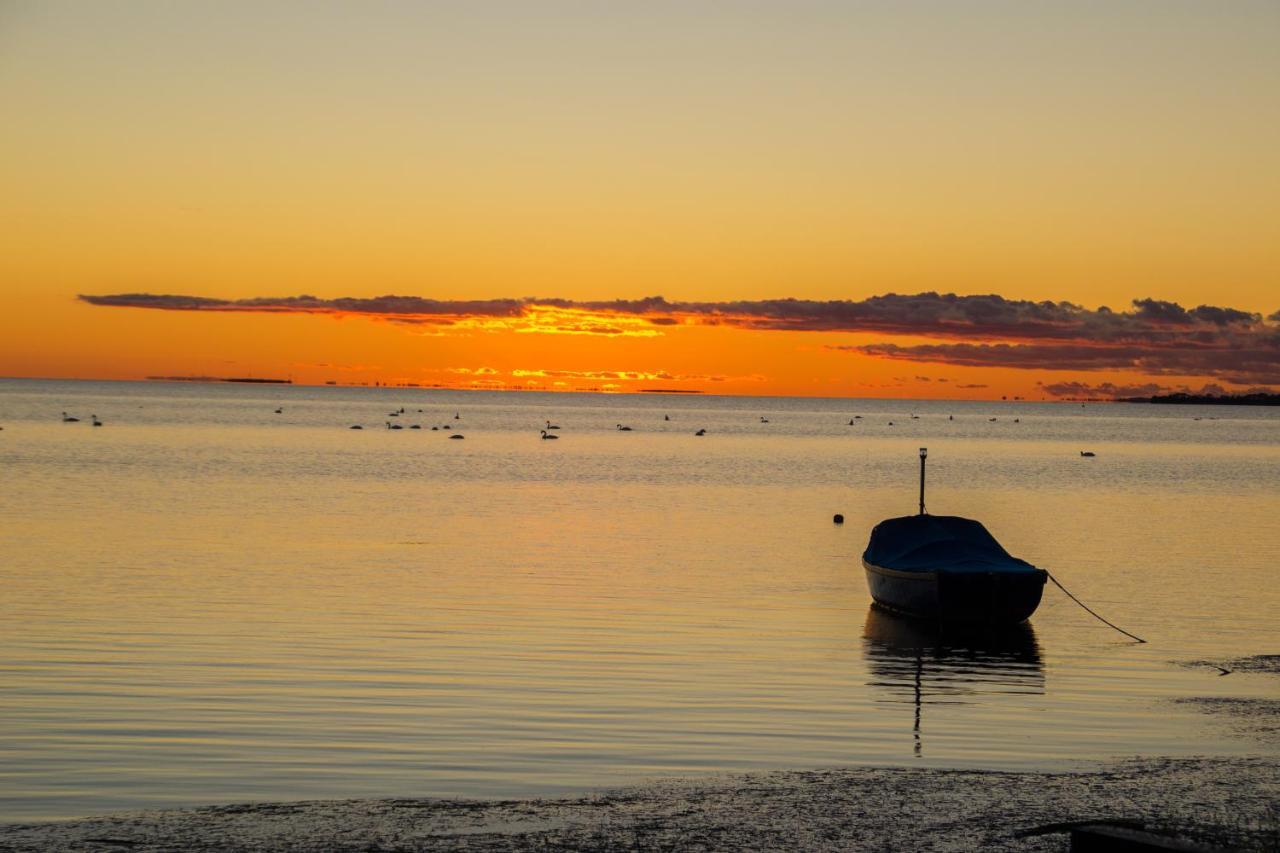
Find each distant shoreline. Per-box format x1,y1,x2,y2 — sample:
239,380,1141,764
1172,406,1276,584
1119,392,1280,406
145,376,293,384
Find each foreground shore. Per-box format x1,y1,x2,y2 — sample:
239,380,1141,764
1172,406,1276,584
2,757,1277,852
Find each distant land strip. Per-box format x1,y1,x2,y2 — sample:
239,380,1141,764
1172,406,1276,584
638,388,705,394
1121,392,1280,405
147,376,293,384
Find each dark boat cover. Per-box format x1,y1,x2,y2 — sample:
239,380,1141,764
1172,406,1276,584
863,515,1041,575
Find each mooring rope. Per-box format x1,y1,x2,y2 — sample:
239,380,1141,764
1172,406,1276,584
1047,572,1146,643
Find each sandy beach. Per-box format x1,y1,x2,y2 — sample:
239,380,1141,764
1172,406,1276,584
2,757,1277,852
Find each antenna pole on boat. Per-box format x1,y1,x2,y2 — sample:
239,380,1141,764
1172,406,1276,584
918,447,927,515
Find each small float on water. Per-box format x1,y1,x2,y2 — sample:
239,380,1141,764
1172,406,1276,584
862,448,1047,625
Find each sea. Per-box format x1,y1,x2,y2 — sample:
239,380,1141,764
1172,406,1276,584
1,378,1277,821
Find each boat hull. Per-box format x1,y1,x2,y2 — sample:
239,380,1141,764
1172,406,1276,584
863,559,1047,625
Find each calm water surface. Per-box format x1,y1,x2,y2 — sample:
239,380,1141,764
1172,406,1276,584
2,379,1278,820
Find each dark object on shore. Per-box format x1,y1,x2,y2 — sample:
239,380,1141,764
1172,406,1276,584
1016,819,1224,850
1081,451,1096,457
449,434,464,440
862,449,1046,625
1123,391,1280,406
833,514,844,524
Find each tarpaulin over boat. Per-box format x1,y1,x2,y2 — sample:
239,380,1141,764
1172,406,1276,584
863,515,1041,575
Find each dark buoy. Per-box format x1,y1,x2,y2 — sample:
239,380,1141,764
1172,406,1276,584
833,513,844,524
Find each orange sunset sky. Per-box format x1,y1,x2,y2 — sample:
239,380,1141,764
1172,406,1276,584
2,2,1277,399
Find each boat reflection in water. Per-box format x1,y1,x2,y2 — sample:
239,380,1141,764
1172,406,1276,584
862,605,1044,757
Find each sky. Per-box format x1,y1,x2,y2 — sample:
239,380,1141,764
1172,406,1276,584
2,1,1277,398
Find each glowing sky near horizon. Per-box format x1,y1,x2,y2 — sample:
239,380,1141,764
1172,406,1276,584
2,1,1277,397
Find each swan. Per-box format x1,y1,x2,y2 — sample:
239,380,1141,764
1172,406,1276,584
91,415,103,427
61,412,79,422
545,420,561,430
694,428,706,436
410,424,422,429
616,424,632,431
540,430,559,440
386,422,402,430
449,433,465,440
1080,451,1096,457
760,417,769,423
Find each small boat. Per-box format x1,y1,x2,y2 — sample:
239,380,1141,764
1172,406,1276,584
862,449,1046,625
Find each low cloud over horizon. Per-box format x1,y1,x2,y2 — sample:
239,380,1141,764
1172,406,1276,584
80,291,1280,388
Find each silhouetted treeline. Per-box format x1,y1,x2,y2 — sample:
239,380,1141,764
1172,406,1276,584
1121,392,1280,406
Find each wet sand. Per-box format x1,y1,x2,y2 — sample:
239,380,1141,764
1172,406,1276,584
2,757,1277,852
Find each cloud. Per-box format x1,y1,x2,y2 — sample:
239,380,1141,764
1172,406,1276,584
446,366,499,376
80,290,1280,385
1038,381,1170,399
1038,380,1256,399
842,339,1280,385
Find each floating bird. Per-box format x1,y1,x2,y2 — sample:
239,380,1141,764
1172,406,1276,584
664,414,670,421
1080,451,1096,457
274,407,282,414
540,430,558,440
1013,418,1020,423
911,414,919,419
616,424,633,431
350,425,363,430
449,433,465,440
848,419,856,425
888,421,894,426
694,428,706,436
91,415,103,427
386,422,402,430
410,424,422,429
443,424,451,430
989,418,998,422
546,420,561,430
454,412,460,419
948,415,953,421
61,412,79,422
760,417,769,423
431,426,439,431
388,412,400,417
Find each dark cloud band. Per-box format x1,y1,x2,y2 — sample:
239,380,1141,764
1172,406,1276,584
79,290,1279,386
